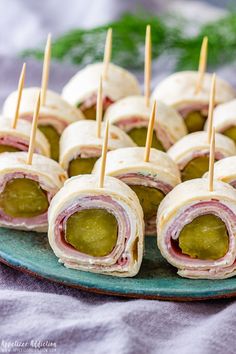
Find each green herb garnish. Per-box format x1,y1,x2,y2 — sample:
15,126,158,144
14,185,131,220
22,11,236,71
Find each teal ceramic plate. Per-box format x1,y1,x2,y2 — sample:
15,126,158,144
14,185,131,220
1,227,236,301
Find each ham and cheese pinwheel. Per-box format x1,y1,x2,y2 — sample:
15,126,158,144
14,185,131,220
157,178,236,279
60,120,136,177
168,131,235,181
48,174,144,277
0,116,49,156
205,99,236,146
204,156,236,188
0,152,66,232
3,88,84,160
62,63,141,120
93,147,180,235
152,72,235,133
104,96,187,151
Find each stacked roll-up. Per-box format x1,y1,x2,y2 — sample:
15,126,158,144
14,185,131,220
0,116,50,156
49,119,144,277
0,152,66,232
62,63,141,120
205,99,236,145
3,88,84,160
48,174,144,276
168,131,235,181
204,156,236,189
157,178,236,279
153,71,235,133
60,120,135,177
105,96,187,150
152,72,235,133
93,146,180,235
152,37,235,133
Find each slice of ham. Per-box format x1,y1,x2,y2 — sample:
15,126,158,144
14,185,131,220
21,115,67,135
0,135,40,153
79,93,114,112
178,103,209,119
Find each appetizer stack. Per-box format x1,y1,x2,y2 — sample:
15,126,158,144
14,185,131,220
1,26,236,281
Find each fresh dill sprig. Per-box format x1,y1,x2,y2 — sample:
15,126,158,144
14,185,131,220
22,12,236,71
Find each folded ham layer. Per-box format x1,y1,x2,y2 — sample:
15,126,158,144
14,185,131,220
157,179,236,279
22,115,67,135
79,93,114,112
48,174,144,277
178,103,208,119
0,116,50,157
0,135,35,152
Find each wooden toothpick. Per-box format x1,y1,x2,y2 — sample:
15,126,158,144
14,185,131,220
103,28,112,80
145,25,151,107
96,77,103,138
207,73,216,144
208,127,215,192
195,36,208,94
12,63,26,129
27,92,41,165
41,33,51,106
99,120,109,188
144,100,157,162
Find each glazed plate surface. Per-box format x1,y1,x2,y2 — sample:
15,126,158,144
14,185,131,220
0,228,236,301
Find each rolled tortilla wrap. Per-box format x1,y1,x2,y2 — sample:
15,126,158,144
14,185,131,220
157,178,236,279
93,147,180,235
60,120,136,177
3,88,84,160
152,71,235,133
168,131,235,181
0,152,67,232
104,96,187,150
204,156,236,189
0,116,50,156
48,174,144,277
204,99,236,145
62,63,141,119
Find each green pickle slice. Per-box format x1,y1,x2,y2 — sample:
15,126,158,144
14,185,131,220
128,127,165,151
39,124,60,161
68,157,98,177
185,111,206,133
181,156,210,181
179,214,229,260
79,104,96,120
65,209,118,257
129,185,165,219
223,126,236,145
0,178,49,218
0,145,20,153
